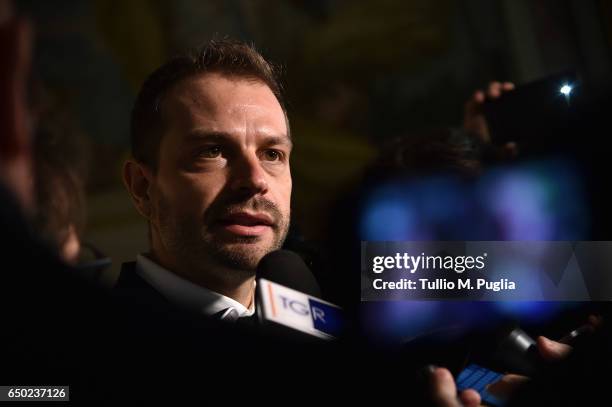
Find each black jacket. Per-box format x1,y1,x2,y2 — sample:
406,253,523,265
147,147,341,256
114,261,170,310
0,185,294,400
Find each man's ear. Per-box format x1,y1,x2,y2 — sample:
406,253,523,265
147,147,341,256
123,160,155,220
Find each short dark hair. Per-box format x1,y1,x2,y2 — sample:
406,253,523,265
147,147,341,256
130,39,289,170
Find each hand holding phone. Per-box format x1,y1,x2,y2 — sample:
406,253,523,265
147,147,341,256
482,71,580,150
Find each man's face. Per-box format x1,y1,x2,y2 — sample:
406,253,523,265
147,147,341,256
149,73,292,278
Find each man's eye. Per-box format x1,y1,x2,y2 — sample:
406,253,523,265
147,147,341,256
198,146,222,158
262,149,283,162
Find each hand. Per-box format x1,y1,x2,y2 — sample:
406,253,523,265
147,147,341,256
430,367,483,407
463,81,515,143
430,315,602,406
487,315,602,399
428,337,569,407
463,81,519,159
485,336,572,397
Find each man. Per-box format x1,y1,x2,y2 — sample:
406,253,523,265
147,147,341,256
119,40,293,321
0,9,299,397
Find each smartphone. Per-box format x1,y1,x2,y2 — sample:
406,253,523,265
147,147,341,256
456,363,505,406
483,71,581,148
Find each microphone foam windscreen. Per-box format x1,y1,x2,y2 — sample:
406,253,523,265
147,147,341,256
256,250,322,298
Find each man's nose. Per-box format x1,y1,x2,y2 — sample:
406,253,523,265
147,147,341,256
229,153,268,196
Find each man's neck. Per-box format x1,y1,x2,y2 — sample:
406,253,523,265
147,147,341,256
146,252,255,309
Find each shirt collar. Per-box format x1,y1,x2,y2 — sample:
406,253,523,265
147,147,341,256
135,254,255,318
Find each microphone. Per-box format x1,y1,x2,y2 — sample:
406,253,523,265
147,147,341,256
255,250,344,340
257,250,321,298
492,326,542,376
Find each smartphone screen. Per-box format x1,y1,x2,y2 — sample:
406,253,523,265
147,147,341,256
456,363,505,406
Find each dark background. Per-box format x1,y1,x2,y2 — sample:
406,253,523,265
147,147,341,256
17,0,612,284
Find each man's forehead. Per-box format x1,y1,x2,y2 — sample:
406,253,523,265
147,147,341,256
161,73,290,141
164,73,276,111
161,73,286,128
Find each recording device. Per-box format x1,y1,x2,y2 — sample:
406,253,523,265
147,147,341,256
257,250,321,298
456,364,504,407
454,326,546,407
255,250,344,341
456,323,595,406
558,323,594,345
483,71,582,152
491,326,542,377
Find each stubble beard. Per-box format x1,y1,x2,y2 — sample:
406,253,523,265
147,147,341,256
155,193,290,284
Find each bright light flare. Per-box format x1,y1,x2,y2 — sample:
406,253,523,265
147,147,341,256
560,84,572,96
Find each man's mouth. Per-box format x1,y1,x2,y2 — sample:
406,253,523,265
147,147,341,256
216,212,275,237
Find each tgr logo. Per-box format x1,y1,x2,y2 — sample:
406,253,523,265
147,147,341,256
279,296,327,323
